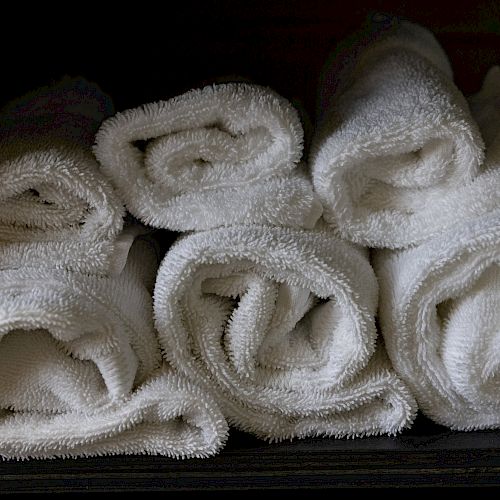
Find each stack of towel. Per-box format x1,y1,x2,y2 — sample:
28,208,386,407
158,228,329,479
0,15,497,460
95,81,416,440
311,17,500,430
373,67,500,430
0,80,228,459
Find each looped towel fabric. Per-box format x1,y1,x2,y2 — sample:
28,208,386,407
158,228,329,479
375,212,500,429
310,20,485,248
153,225,416,440
94,83,322,231
0,78,129,275
0,239,228,458
373,66,500,430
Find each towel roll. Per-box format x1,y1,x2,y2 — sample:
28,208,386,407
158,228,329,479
0,369,228,459
0,238,228,458
374,211,500,429
153,225,416,440
310,20,485,248
94,83,322,231
0,79,128,275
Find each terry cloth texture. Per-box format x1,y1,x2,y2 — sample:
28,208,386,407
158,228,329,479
0,78,128,275
374,212,500,429
373,66,500,430
0,239,228,458
153,224,416,440
310,20,485,248
94,83,322,231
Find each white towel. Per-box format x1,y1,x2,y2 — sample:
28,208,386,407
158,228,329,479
310,20,485,248
0,369,228,459
0,79,129,274
0,238,228,458
374,212,500,429
153,225,416,440
94,83,322,231
374,67,500,429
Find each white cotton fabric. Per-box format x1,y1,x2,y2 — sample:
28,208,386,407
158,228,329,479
0,79,128,275
374,66,500,429
310,21,485,248
0,369,228,459
0,239,228,458
94,83,322,231
374,212,500,429
153,225,416,440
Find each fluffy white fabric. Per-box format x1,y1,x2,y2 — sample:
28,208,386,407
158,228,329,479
374,67,500,429
374,212,500,429
94,83,322,231
0,369,228,459
153,225,416,440
310,21,485,248
0,239,228,458
0,79,128,274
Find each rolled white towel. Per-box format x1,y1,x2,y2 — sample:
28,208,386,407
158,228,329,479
0,79,128,274
94,83,322,231
153,225,416,440
374,212,500,429
0,369,228,459
310,20,485,248
0,238,228,458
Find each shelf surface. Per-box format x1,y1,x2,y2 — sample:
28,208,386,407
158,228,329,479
1,416,499,492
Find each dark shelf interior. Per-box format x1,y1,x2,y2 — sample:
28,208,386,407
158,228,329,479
2,0,499,117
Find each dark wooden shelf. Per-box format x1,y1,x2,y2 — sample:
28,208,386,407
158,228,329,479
1,416,499,492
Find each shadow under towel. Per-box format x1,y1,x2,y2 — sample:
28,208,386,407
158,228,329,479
0,78,128,275
0,239,228,459
153,225,416,440
94,83,322,231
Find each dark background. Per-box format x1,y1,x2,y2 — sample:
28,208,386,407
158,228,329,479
2,0,499,123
